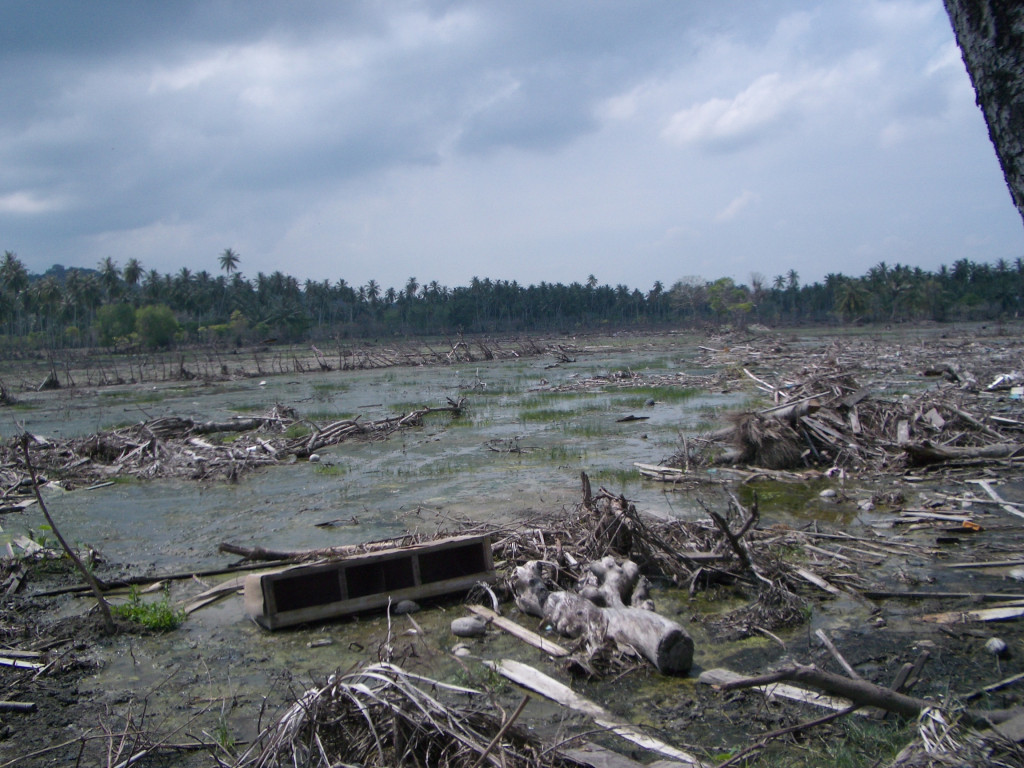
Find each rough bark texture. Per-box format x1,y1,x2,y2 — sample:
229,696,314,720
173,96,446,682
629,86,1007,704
945,0,1024,223
513,559,694,675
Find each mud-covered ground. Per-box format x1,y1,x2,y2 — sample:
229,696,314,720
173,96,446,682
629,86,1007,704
2,324,1024,767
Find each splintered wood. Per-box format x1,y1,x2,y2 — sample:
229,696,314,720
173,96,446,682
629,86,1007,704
663,329,1024,479
0,399,465,491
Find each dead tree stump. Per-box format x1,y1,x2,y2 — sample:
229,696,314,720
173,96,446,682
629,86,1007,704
514,559,694,675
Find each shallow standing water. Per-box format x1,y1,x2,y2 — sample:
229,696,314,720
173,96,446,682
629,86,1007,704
6,336,744,571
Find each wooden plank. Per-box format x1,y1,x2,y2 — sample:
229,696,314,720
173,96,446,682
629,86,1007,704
863,590,1024,602
699,667,859,713
466,605,569,657
561,744,684,768
485,659,709,767
944,559,1024,569
0,657,44,670
967,479,1024,521
793,567,844,597
184,576,248,614
919,605,1024,624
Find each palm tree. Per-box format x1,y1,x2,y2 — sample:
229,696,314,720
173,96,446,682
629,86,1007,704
98,257,121,300
365,280,380,305
123,258,142,289
404,276,419,301
219,248,241,275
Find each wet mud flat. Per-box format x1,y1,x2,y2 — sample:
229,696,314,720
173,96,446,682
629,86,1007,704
1,324,1024,766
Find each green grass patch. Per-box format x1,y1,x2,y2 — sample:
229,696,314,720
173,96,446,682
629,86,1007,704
283,423,312,439
545,444,585,463
228,403,267,414
586,467,641,488
311,382,349,394
759,719,911,768
112,585,186,631
561,418,621,438
519,407,572,423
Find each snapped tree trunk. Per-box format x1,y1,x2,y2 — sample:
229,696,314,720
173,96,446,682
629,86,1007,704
514,559,694,675
944,0,1024,223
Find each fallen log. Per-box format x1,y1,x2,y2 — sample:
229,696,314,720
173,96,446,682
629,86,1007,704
699,667,859,713
712,662,1022,727
513,559,693,675
904,440,1024,466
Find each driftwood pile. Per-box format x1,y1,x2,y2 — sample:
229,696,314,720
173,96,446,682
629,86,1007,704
0,398,465,499
660,331,1024,477
233,663,583,768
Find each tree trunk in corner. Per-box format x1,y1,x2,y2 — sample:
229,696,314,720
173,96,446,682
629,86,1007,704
944,0,1024,223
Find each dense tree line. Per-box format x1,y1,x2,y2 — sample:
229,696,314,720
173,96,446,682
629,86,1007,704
0,249,1022,352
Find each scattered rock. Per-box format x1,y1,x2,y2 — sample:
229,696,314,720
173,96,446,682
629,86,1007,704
393,600,420,615
450,616,487,638
985,637,1009,658
451,643,472,657
308,453,321,463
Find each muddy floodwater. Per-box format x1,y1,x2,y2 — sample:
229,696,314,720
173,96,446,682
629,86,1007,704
4,335,749,569
3,327,1023,767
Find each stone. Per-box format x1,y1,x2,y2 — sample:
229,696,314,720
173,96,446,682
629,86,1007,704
451,616,487,638
985,637,1009,658
392,600,420,615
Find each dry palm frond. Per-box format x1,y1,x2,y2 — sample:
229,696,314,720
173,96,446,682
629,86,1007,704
888,707,1024,768
233,662,582,768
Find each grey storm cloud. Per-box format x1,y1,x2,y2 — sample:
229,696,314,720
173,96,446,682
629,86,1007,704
1,0,1021,290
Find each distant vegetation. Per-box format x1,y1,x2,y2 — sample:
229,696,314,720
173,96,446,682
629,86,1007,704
1,248,1022,353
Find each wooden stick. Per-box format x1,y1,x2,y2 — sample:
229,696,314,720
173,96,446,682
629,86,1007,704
485,659,710,767
967,478,1024,520
814,629,861,680
20,435,116,634
863,590,1024,602
469,695,530,768
466,605,569,657
965,671,1024,701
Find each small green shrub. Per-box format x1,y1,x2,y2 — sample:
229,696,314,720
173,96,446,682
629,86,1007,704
112,585,186,631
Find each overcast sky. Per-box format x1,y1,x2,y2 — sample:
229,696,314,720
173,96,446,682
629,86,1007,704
2,1,1022,292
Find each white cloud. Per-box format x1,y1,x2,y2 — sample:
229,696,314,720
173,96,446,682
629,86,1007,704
0,191,64,215
662,69,842,150
716,190,759,222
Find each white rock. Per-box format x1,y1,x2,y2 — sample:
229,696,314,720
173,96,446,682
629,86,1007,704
1008,568,1024,582
985,637,1009,657
308,453,321,463
452,643,472,657
819,489,837,498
